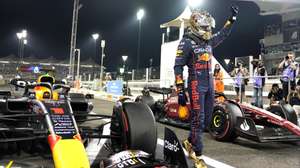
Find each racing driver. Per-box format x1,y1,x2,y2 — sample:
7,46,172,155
174,6,238,168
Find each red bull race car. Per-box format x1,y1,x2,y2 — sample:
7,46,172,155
0,77,192,168
136,87,300,143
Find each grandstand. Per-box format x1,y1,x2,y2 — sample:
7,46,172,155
259,1,300,75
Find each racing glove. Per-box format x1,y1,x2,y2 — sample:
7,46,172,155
229,6,239,23
177,83,187,106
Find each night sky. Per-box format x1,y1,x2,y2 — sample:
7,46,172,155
0,0,272,71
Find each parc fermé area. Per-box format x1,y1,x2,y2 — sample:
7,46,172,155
1,0,300,168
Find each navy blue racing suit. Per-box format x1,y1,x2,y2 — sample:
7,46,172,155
174,23,233,154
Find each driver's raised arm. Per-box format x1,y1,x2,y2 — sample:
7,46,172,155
209,6,238,48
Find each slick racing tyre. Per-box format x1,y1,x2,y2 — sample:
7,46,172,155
111,100,157,155
135,95,155,109
209,102,243,142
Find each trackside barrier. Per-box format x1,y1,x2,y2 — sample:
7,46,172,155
78,75,294,106
70,88,135,102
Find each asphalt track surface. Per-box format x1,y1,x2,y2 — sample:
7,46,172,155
94,99,300,168
0,85,299,168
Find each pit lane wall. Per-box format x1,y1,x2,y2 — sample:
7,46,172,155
0,75,6,86
70,88,135,102
0,80,5,86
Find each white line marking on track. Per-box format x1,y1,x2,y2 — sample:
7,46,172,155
157,138,235,168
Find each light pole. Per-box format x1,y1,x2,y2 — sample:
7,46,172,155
69,0,82,81
92,33,99,58
16,32,22,64
75,49,81,80
92,33,99,41
122,55,128,95
122,55,128,69
136,9,145,71
92,33,99,81
120,68,125,75
99,40,106,90
16,30,27,64
149,58,153,80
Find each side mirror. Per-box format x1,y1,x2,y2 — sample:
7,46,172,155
10,79,27,88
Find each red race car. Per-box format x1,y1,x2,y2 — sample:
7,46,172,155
136,87,300,143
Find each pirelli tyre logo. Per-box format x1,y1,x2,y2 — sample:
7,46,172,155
164,139,179,152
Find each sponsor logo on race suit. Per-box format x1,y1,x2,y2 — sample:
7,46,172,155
176,50,184,57
198,53,211,61
191,80,200,110
164,139,179,152
193,46,212,53
193,46,212,62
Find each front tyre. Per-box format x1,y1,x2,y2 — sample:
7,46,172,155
111,100,157,155
209,103,243,142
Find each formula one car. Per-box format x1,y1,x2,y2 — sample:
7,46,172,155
0,77,191,168
0,66,93,122
135,87,190,128
136,87,300,143
210,93,300,142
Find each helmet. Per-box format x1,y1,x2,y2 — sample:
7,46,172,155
189,10,215,40
37,74,55,85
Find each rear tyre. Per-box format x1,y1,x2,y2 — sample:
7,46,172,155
209,102,243,142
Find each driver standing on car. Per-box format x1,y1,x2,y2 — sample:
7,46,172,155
174,7,238,168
